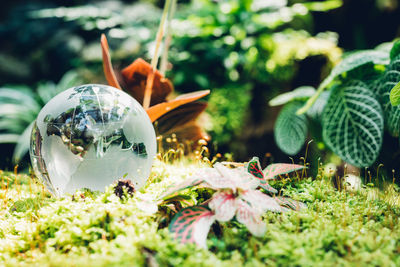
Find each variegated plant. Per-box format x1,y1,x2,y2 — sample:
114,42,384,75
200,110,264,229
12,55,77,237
271,40,400,169
160,157,305,248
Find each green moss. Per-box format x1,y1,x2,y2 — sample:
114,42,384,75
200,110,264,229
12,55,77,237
1,162,400,266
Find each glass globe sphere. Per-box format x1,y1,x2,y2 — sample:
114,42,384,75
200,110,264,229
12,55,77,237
30,84,156,197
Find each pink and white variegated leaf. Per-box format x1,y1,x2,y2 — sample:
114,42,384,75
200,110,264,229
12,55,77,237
240,189,283,214
235,199,266,237
264,163,305,180
200,166,237,190
259,183,278,194
246,157,264,179
212,163,259,190
159,177,204,200
246,157,278,194
169,206,215,248
274,196,306,211
208,191,236,222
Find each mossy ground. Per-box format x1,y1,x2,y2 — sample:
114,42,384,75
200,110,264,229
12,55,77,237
1,161,400,266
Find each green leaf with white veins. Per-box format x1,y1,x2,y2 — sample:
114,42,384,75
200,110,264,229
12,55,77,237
297,50,390,115
322,81,384,167
275,101,308,155
378,55,400,136
390,40,400,60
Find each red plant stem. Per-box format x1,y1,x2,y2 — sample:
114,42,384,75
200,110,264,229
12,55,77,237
143,0,172,109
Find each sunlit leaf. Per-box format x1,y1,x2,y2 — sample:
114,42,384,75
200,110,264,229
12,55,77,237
264,163,305,180
302,0,342,11
169,206,215,248
390,81,400,107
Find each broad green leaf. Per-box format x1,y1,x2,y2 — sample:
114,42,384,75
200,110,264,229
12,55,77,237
297,50,390,115
322,81,384,167
169,206,215,248
275,101,308,155
306,91,331,120
378,56,400,136
390,81,400,106
245,157,277,194
390,40,400,60
264,163,305,180
269,86,315,107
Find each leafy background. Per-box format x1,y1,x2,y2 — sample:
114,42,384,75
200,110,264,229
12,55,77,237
1,0,400,173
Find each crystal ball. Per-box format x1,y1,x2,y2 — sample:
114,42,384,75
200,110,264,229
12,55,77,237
30,84,156,197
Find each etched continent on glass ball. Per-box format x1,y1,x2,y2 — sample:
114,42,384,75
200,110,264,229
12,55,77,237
30,84,157,197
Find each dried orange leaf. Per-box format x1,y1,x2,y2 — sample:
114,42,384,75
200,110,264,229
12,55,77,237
155,102,207,133
146,90,210,122
162,123,209,143
121,58,173,105
100,34,122,90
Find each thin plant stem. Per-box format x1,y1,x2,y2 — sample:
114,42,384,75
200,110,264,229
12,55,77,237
14,164,19,195
143,0,172,109
160,0,177,76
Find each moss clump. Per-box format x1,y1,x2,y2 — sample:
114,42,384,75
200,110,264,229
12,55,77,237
1,161,400,266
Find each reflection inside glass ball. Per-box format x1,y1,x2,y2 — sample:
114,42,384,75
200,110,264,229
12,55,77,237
30,84,156,197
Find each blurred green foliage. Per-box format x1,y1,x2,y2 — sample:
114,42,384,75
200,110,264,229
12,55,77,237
0,71,82,164
167,0,342,154
0,0,343,165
